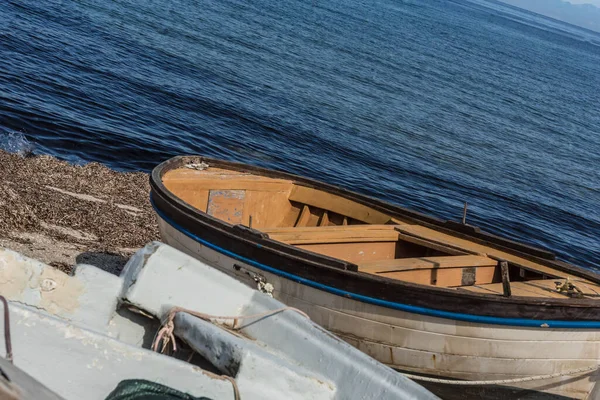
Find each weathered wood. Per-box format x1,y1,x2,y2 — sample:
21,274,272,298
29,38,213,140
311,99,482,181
152,187,600,320
396,225,575,281
164,178,292,192
242,190,292,228
319,211,329,226
461,267,476,286
528,279,600,297
457,285,502,295
297,242,397,264
157,156,567,263
289,185,390,224
359,255,496,287
511,282,571,298
376,266,496,287
163,167,293,192
152,157,600,324
206,190,245,224
358,255,496,274
280,205,302,227
262,224,399,234
268,229,399,245
306,209,321,227
395,231,471,256
164,166,244,177
500,261,511,297
459,281,571,299
295,205,311,227
162,188,209,212
386,217,407,225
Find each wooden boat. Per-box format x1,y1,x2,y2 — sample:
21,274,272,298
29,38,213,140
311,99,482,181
150,155,600,399
0,243,433,400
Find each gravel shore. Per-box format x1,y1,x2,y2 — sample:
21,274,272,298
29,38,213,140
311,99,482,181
0,150,159,274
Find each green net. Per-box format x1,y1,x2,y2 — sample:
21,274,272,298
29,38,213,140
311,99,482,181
105,379,214,400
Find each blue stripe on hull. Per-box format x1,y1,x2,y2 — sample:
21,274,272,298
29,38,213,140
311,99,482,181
151,196,600,329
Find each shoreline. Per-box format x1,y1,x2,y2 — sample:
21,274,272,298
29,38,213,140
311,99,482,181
0,150,159,274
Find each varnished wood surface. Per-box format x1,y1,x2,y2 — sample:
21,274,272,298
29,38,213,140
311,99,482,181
289,185,392,224
268,228,400,245
459,279,600,299
163,167,293,191
163,167,295,228
297,242,398,264
396,225,592,283
161,165,599,291
152,157,600,317
358,255,497,274
262,225,400,233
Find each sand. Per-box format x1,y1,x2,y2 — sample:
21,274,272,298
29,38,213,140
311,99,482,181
0,150,159,274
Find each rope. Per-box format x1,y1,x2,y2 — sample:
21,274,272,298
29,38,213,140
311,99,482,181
151,306,309,400
222,376,241,400
402,365,598,385
151,306,309,353
152,306,598,388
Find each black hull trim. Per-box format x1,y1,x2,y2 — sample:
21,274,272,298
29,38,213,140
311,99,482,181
150,156,600,323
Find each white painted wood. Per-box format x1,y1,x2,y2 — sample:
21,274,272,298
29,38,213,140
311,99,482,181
0,302,235,400
0,243,436,400
158,216,600,399
121,241,437,400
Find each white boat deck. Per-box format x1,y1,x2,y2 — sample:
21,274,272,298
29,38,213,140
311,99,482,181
0,243,437,400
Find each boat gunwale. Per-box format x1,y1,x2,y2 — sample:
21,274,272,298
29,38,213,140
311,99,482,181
155,156,598,279
150,155,600,320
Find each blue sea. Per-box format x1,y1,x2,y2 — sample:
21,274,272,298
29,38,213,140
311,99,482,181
1,0,599,269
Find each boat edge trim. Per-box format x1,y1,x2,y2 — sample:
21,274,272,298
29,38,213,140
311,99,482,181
151,195,600,329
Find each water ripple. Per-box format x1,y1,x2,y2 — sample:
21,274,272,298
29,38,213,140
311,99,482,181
1,0,599,269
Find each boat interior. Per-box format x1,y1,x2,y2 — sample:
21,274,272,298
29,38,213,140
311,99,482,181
162,166,600,299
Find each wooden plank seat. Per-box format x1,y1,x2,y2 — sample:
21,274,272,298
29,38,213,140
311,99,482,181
163,168,293,192
288,185,392,224
358,255,497,274
263,225,401,245
394,225,574,280
261,225,489,267
357,255,498,287
262,225,401,233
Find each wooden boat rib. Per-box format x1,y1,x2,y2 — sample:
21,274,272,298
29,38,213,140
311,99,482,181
152,156,600,317
150,155,600,399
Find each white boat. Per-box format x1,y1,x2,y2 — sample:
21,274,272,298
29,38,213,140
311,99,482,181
150,155,600,399
0,243,435,400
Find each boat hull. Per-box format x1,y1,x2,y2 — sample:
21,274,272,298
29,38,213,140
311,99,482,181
157,214,600,399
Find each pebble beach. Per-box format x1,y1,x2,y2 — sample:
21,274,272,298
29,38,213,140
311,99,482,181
0,150,159,274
